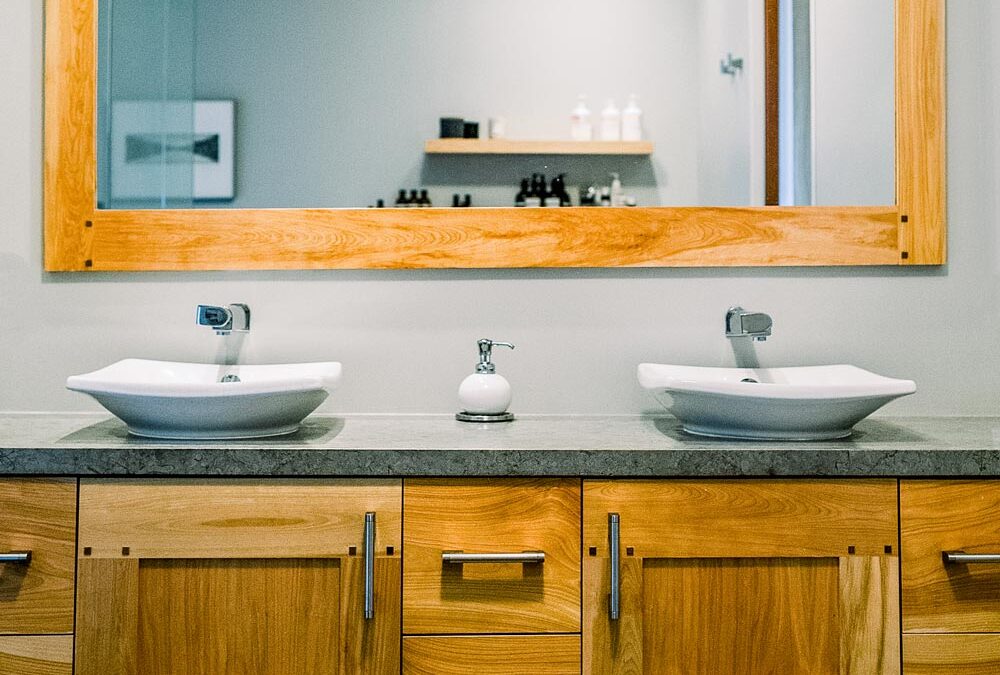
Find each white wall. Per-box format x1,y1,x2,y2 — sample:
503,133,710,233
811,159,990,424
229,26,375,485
2,0,998,417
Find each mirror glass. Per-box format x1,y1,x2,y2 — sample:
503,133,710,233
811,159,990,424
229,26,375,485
96,0,894,211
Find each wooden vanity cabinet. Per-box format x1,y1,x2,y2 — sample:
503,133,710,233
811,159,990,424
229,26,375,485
901,480,1000,672
583,479,900,675
402,478,582,673
0,478,76,675
74,479,402,675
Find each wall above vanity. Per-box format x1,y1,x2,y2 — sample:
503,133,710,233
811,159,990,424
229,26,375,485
44,0,944,271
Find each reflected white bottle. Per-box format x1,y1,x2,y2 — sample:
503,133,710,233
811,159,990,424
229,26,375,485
570,95,593,141
622,94,642,141
601,99,621,141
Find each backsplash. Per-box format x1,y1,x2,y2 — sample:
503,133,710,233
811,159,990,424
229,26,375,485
2,0,997,416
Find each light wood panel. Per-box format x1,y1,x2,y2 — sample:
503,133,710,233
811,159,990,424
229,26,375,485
583,480,900,674
43,0,945,271
903,634,1000,674
901,480,1000,633
0,636,73,675
79,479,401,558
0,479,76,635
897,0,947,265
403,478,581,635
643,558,841,673
583,479,898,558
424,139,654,155
340,556,401,675
137,558,341,674
75,558,139,675
403,635,580,675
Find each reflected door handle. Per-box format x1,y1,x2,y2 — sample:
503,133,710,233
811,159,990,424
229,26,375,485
944,551,1000,564
0,551,31,564
363,512,375,620
441,551,545,564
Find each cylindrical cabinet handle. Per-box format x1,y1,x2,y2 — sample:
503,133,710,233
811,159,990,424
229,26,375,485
364,512,375,620
441,551,545,564
944,551,1000,564
609,513,620,621
0,551,31,564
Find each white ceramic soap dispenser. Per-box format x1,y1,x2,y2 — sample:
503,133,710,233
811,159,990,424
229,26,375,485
456,338,515,422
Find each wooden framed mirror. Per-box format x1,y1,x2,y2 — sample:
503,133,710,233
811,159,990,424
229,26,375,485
43,0,944,271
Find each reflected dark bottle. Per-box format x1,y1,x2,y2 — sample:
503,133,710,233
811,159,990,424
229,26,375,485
395,189,409,208
525,174,543,207
515,178,529,207
452,193,461,208
408,189,420,207
418,189,432,207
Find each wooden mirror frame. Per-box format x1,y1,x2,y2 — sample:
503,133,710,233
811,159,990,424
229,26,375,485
43,0,944,271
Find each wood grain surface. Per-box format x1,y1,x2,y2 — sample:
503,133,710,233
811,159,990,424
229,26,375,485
403,635,580,675
901,480,1000,632
79,479,401,558
903,634,1000,674
897,0,947,265
44,0,945,271
0,636,72,675
0,479,76,634
583,479,898,558
403,478,581,634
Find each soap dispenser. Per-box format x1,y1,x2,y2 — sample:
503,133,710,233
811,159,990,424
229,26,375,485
456,339,515,422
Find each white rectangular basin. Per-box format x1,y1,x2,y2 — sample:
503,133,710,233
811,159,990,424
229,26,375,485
67,359,342,439
638,363,916,440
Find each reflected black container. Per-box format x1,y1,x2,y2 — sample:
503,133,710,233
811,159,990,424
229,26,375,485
439,117,465,138
463,121,479,138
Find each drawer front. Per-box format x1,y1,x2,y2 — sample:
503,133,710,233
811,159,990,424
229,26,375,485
79,478,402,557
903,634,1000,674
403,478,581,634
0,479,76,634
403,635,580,675
0,636,72,675
902,480,1000,632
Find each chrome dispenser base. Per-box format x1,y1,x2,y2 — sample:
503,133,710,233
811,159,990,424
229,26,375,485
455,411,515,423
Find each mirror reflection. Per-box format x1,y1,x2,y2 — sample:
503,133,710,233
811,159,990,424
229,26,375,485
96,0,894,211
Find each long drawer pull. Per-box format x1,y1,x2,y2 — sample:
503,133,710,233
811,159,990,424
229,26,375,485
0,551,31,564
609,513,621,621
944,551,1000,564
363,512,376,620
442,551,545,564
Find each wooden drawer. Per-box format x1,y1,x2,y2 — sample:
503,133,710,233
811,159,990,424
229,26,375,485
403,478,581,634
0,636,72,675
902,480,1000,632
903,634,1000,673
403,635,580,674
0,479,76,635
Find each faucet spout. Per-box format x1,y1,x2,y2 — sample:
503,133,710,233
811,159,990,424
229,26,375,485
725,306,772,341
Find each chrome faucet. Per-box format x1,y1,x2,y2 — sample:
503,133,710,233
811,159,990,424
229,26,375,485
197,303,251,335
725,306,772,341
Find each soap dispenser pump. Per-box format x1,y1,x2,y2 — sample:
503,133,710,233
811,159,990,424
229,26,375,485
456,339,515,422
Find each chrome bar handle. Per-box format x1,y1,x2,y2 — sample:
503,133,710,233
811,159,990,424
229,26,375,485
944,551,1000,564
441,551,545,564
363,512,375,620
609,513,620,621
0,551,31,564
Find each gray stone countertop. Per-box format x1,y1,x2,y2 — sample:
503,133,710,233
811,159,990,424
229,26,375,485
0,413,999,477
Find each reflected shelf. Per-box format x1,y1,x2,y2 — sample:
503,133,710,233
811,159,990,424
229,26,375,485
424,139,654,155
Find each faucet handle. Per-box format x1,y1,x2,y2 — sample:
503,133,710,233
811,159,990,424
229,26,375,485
197,303,251,335
725,306,772,341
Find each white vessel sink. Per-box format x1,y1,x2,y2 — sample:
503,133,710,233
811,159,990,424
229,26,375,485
638,363,915,440
67,359,342,439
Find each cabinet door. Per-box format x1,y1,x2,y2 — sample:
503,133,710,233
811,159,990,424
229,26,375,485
0,636,72,675
583,480,899,675
75,479,401,675
0,479,76,635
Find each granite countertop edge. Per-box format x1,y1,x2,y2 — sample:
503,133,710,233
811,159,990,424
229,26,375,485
1,413,999,477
